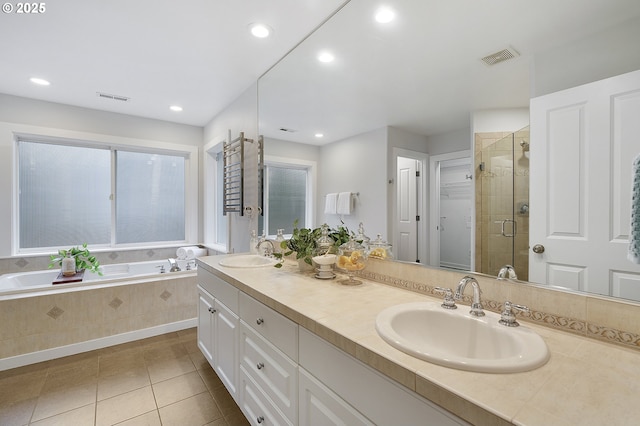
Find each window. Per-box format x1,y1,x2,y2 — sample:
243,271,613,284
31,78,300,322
18,138,189,251
259,162,313,236
115,151,185,244
203,142,229,252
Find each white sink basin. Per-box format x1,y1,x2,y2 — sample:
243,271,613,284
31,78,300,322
218,255,278,268
375,302,549,373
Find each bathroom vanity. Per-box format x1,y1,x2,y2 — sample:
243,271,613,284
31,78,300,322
197,254,640,425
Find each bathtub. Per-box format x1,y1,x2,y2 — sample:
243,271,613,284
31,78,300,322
0,259,199,371
0,259,195,298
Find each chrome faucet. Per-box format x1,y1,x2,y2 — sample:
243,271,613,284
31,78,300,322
256,239,276,257
167,258,181,272
497,264,518,280
454,276,485,317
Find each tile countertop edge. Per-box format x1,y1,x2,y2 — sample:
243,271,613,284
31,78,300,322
196,255,640,426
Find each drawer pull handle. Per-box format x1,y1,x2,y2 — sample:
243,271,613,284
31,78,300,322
256,318,264,325
257,362,264,370
257,416,265,424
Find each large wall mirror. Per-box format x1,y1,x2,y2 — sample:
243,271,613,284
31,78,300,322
257,0,640,302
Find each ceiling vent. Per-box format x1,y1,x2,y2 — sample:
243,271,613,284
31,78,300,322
96,92,130,102
481,47,519,66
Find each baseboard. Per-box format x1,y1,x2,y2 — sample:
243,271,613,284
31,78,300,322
0,318,198,372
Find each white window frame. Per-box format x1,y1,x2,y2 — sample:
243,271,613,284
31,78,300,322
262,155,316,238
203,136,230,253
13,131,198,255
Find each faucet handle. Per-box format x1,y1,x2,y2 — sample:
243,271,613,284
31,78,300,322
499,301,529,327
434,287,457,310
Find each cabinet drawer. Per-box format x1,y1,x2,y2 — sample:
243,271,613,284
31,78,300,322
299,368,374,426
240,321,297,423
299,328,468,426
239,292,298,360
198,269,239,312
240,366,293,426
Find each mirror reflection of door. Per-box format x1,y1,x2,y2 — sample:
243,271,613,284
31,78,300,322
438,158,473,271
395,156,420,262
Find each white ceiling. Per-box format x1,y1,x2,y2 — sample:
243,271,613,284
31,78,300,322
1,0,640,141
259,0,640,144
0,0,346,126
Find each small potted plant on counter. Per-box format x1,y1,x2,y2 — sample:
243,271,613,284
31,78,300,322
274,221,356,270
274,221,322,270
49,243,102,277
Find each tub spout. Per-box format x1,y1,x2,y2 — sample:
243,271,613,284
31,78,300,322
168,258,181,272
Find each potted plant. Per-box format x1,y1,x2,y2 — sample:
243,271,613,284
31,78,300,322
274,221,355,270
49,243,102,275
274,221,322,270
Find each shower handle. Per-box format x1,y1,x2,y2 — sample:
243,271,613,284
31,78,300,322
495,219,516,237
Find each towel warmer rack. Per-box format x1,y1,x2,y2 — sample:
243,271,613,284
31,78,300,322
223,131,264,216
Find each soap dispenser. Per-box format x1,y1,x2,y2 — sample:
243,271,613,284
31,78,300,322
249,230,258,254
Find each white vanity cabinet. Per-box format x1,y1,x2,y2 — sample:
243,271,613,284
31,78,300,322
238,292,299,425
197,270,240,399
197,263,467,426
299,328,469,426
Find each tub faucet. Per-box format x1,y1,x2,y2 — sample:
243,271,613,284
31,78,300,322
497,264,518,280
454,276,485,317
167,258,181,272
257,239,276,257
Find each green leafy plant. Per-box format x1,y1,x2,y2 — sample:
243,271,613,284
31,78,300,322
273,221,355,268
273,221,322,268
329,222,354,248
48,243,102,275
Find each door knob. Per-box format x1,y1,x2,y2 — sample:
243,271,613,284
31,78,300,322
532,244,545,254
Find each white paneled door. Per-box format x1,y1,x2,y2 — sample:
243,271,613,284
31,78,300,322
530,70,640,300
396,156,419,263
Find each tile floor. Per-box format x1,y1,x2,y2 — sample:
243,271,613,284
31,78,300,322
0,328,250,426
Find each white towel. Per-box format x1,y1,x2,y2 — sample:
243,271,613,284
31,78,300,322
177,246,197,259
337,192,352,215
628,154,640,263
177,246,206,260
186,247,208,259
324,193,338,214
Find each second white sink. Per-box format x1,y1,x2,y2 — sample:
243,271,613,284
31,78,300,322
218,254,278,268
375,302,549,373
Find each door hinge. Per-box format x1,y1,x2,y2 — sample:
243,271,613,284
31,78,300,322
416,170,420,177
416,215,420,221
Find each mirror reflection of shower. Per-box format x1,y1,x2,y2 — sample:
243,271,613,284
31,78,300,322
474,126,530,281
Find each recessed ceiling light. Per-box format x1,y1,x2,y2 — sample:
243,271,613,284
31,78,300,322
315,133,324,138
317,51,334,63
250,23,272,38
170,105,183,112
30,77,50,86
375,7,396,23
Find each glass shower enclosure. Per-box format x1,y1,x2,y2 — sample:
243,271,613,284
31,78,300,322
474,126,530,281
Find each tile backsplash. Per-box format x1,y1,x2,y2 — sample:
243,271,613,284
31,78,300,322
0,247,183,275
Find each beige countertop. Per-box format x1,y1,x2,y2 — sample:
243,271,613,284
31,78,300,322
198,254,640,426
